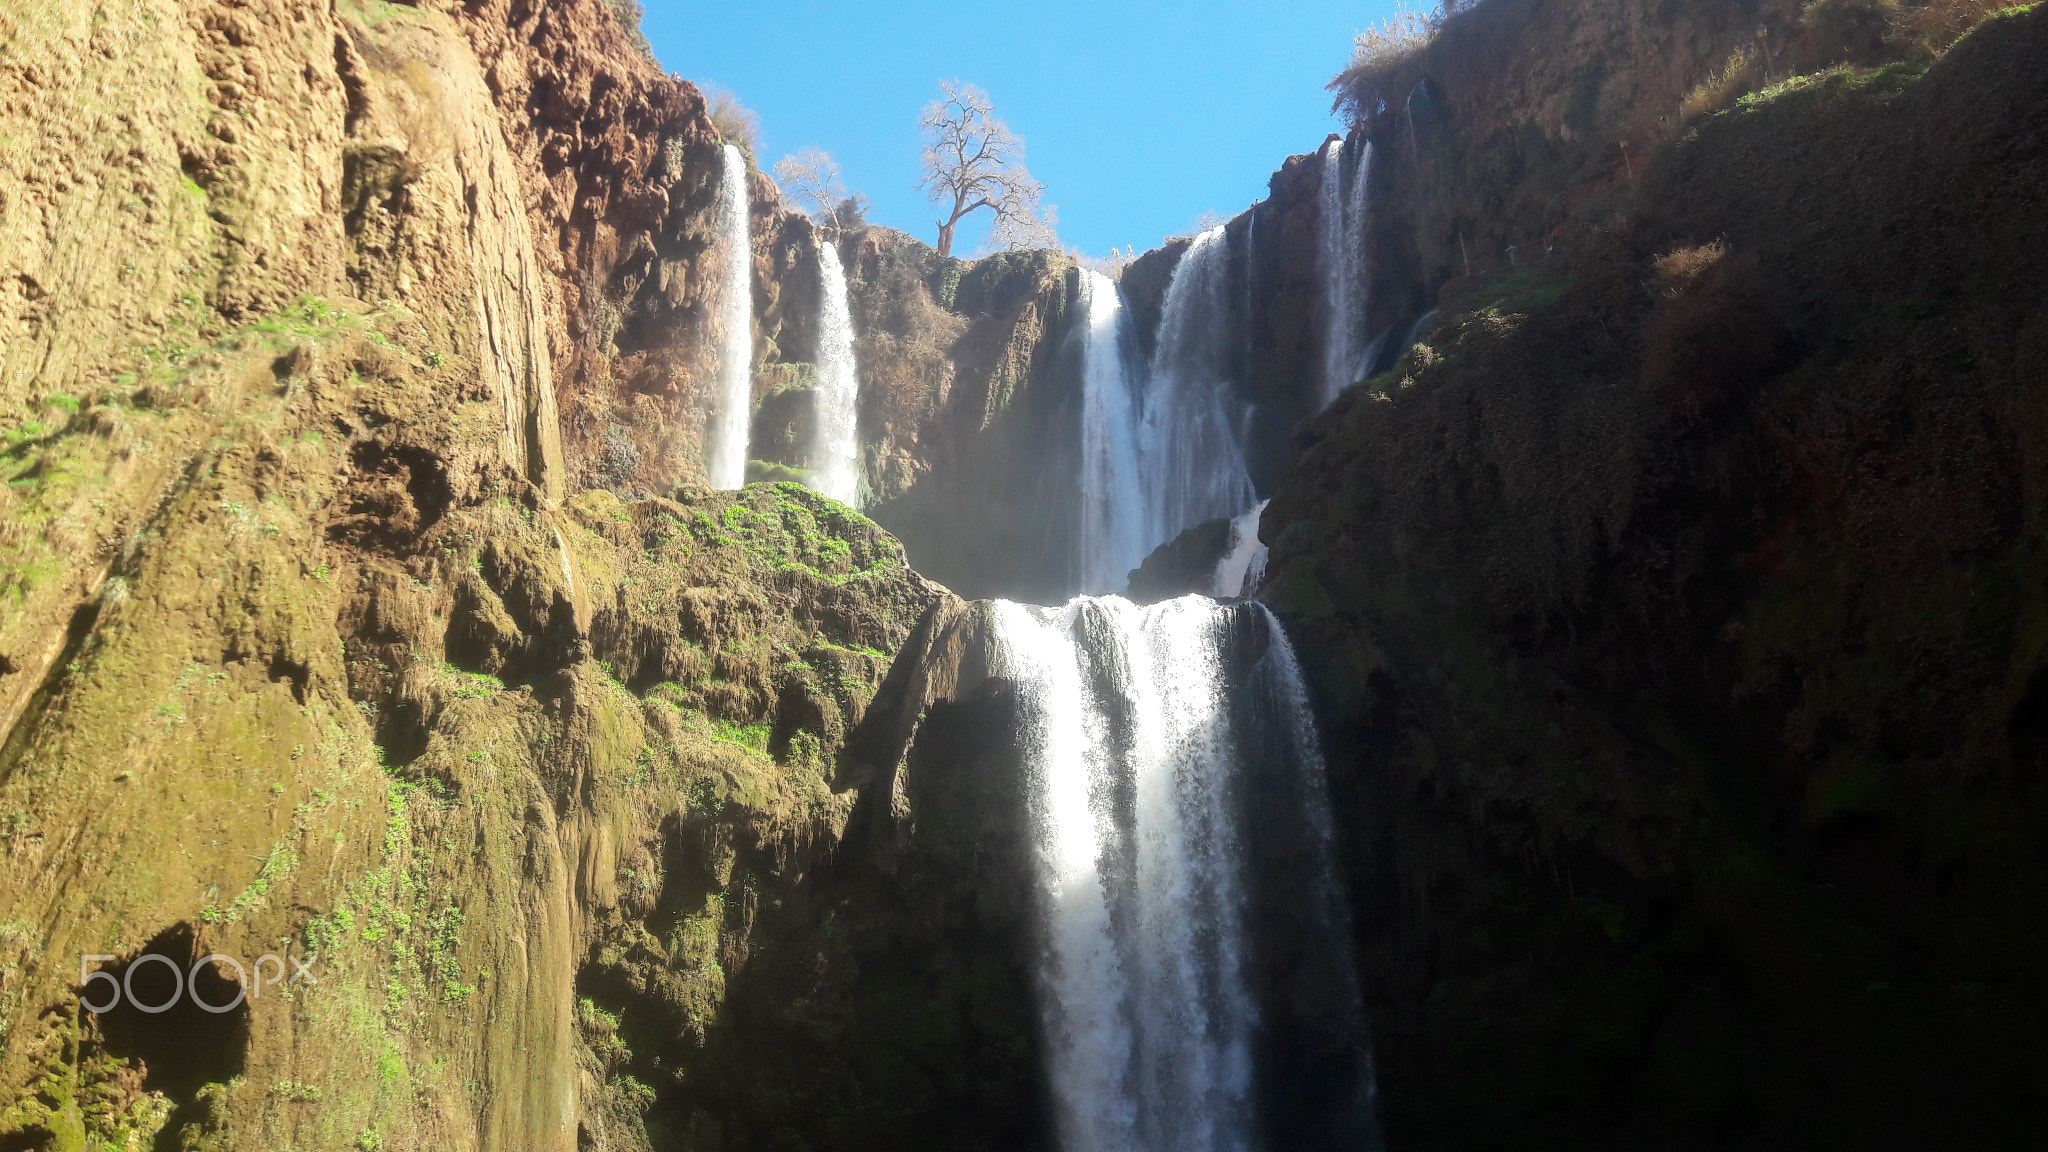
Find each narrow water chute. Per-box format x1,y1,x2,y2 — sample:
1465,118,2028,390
810,240,862,505
1078,269,1147,594
706,143,753,490
1212,500,1270,598
1319,138,1374,409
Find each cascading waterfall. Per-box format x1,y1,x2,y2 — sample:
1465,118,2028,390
1317,138,1349,404
1078,269,1147,594
995,595,1372,1152
1318,137,1374,408
997,595,1257,1152
809,241,862,505
1138,228,1256,559
705,143,753,490
1210,500,1269,598
1243,601,1381,1151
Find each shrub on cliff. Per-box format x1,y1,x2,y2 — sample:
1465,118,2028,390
1329,1,1461,118
1346,1,1442,73
773,147,873,233
600,0,654,59
1682,45,1767,120
701,84,762,166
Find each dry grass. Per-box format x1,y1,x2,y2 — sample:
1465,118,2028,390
1890,0,2032,56
1652,240,1729,296
701,84,761,166
1802,0,1898,62
1346,2,1442,77
1798,0,2029,62
1681,46,1764,120
1073,246,1138,277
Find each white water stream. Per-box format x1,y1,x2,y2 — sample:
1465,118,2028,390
995,595,1364,1151
809,241,862,505
1319,138,1374,408
705,143,753,489
1078,269,1147,593
1211,500,1270,598
996,595,1258,1152
1137,228,1257,561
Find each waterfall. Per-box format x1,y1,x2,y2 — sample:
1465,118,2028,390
994,594,1373,1151
1138,228,1255,560
1318,139,1349,405
809,240,862,505
706,143,752,489
1078,269,1147,594
1319,138,1374,408
1210,500,1269,598
1243,602,1380,1151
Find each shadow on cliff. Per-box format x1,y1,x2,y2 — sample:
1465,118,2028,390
1265,7,2048,1148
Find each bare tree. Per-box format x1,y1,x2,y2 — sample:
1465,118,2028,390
917,81,1055,258
1174,209,1231,240
774,146,848,225
1074,245,1138,277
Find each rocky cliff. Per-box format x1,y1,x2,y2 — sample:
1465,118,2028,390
1262,5,2048,1147
751,228,1092,605
0,1,1036,1148
4,0,2045,1149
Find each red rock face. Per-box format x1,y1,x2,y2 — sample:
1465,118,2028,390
448,0,827,497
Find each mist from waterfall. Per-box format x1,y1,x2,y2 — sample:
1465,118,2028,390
1319,138,1374,408
1078,269,1147,594
706,143,753,489
996,595,1372,1152
810,241,862,505
1138,228,1256,561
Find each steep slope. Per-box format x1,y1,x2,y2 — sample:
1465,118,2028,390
1264,7,2048,1147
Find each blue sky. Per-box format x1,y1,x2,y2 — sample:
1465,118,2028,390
643,0,1390,258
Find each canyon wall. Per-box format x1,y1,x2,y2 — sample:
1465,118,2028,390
0,1,1047,1148
1104,3,2048,1146
1263,5,2048,1147
3,0,2045,1149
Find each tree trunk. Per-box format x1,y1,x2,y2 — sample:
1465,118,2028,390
936,219,955,258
